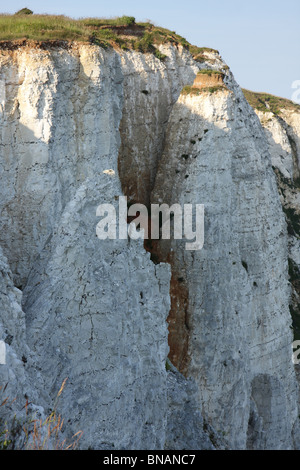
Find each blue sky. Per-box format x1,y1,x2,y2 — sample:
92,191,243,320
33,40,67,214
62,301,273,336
2,0,300,100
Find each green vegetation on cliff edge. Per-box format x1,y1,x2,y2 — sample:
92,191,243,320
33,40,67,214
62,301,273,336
243,88,300,115
0,12,218,60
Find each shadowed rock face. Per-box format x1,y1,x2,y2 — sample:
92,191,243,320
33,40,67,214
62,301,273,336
117,46,199,207
250,104,300,343
0,42,299,450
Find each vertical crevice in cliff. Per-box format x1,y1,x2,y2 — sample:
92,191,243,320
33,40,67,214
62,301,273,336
116,49,197,376
118,103,192,374
117,77,172,208
118,154,191,374
124,198,191,375
166,260,190,373
143,234,191,374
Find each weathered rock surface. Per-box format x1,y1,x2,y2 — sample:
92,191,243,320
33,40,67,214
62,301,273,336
0,42,299,450
118,45,199,207
0,45,171,449
0,245,49,449
150,77,299,449
252,103,300,341
165,359,226,450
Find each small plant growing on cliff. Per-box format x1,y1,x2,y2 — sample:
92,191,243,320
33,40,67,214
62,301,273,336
181,85,199,96
181,85,227,96
26,378,83,450
189,46,219,56
0,379,83,450
154,49,167,61
134,32,154,52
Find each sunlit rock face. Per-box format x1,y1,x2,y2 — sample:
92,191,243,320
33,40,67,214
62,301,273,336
0,45,171,449
0,42,299,449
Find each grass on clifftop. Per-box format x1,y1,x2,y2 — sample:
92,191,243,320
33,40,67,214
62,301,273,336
242,89,300,115
0,12,219,59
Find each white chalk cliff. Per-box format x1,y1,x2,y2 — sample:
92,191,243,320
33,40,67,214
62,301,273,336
0,41,300,449
249,97,300,347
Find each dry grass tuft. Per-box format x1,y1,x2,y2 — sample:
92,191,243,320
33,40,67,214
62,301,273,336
0,379,83,450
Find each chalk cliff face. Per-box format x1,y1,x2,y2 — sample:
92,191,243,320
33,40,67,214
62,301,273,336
0,42,299,449
0,45,173,450
151,82,298,449
248,101,300,344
